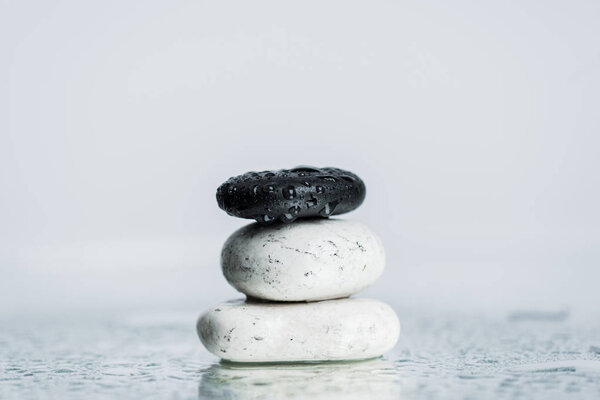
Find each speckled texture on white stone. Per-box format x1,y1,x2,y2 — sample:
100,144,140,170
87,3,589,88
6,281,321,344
221,218,386,301
197,298,400,363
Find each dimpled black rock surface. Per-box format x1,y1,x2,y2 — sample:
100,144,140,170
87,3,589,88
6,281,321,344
216,167,366,224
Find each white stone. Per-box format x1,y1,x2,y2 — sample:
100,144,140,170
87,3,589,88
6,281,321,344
197,297,400,363
221,218,386,301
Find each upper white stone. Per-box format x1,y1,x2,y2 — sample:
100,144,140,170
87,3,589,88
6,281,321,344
221,218,386,301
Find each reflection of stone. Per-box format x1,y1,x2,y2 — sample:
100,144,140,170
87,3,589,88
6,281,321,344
198,357,401,400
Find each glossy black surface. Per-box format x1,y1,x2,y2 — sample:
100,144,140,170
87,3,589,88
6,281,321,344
216,167,366,223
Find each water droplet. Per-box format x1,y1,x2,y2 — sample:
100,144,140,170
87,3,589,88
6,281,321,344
319,176,337,182
316,186,324,194
302,181,311,187
319,201,339,217
262,215,274,223
291,166,320,173
262,184,275,193
282,185,296,200
306,195,318,208
252,185,259,195
288,206,301,215
282,213,295,221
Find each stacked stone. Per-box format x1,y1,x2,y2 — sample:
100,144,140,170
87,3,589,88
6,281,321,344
197,167,400,362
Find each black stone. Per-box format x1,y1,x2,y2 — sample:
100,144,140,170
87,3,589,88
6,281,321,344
216,166,366,224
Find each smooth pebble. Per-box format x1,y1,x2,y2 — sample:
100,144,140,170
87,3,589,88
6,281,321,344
197,297,400,362
221,218,385,301
216,166,366,224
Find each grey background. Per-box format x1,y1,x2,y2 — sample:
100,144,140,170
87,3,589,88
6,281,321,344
1,0,599,317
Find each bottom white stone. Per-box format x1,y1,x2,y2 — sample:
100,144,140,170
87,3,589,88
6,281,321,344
197,297,400,363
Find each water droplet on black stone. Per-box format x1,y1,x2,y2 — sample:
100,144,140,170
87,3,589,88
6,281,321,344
290,166,320,173
289,206,300,215
282,213,294,221
306,195,318,208
316,186,324,194
319,176,337,182
282,185,296,200
319,201,339,217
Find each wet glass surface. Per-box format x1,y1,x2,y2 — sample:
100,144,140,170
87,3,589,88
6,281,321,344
2,306,600,399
